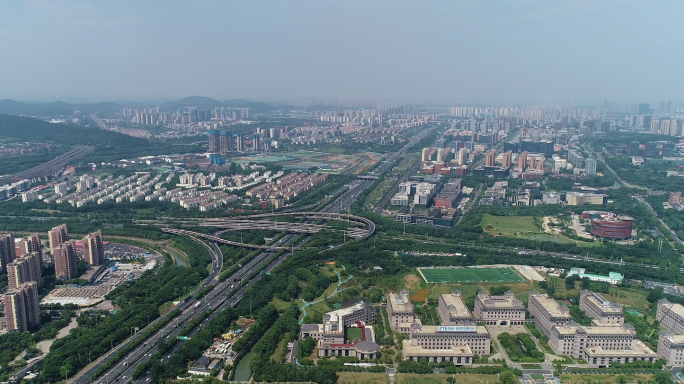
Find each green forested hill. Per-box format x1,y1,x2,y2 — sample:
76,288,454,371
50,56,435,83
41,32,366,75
0,114,150,148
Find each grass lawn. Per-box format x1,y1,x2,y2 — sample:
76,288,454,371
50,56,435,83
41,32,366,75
365,178,397,207
299,300,333,321
560,373,655,384
553,285,649,310
158,300,177,316
419,267,523,283
270,337,288,362
396,373,502,384
270,296,293,312
481,213,538,235
345,327,364,342
337,372,389,383
601,288,649,309
481,213,599,247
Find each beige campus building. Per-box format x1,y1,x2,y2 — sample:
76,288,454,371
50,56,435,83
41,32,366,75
387,290,418,333
549,322,656,366
658,331,684,366
402,324,490,366
579,290,624,326
437,291,473,325
473,290,526,326
528,290,572,337
657,299,684,335
656,299,684,366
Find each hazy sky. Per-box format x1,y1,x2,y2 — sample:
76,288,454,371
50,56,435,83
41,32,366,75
1,0,682,103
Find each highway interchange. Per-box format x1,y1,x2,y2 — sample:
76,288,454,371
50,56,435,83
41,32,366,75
65,125,436,383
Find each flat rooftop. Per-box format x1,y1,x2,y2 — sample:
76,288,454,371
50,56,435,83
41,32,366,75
583,292,623,314
440,293,471,317
402,340,473,357
388,291,413,313
478,293,525,309
583,326,634,335
531,293,571,318
414,325,489,335
660,301,684,319
661,331,684,344
584,341,655,357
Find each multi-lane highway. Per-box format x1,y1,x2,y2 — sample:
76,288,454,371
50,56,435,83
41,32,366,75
67,235,226,384
91,234,303,384
74,126,433,384
323,126,435,214
0,145,94,184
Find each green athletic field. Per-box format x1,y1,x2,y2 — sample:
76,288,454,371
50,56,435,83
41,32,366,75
418,267,524,283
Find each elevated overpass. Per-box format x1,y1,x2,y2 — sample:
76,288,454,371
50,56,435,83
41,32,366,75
159,212,375,249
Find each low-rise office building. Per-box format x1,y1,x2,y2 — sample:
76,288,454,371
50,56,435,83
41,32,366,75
658,330,684,366
566,268,623,285
657,299,684,334
549,322,656,366
300,302,379,359
579,290,624,326
566,192,607,206
437,291,473,325
528,290,572,337
387,290,418,333
473,290,526,326
402,324,490,366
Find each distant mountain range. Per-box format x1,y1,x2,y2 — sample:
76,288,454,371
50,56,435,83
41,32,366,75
0,97,291,117
159,96,290,114
0,114,149,148
0,99,120,116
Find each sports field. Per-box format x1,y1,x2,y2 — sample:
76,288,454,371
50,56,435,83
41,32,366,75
418,267,524,283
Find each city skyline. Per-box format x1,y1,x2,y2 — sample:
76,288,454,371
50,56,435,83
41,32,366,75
1,1,684,103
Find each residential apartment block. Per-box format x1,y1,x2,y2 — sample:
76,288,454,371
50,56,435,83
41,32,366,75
0,233,16,271
473,290,526,326
48,224,69,255
6,252,42,290
3,282,40,332
54,241,78,280
83,231,105,266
